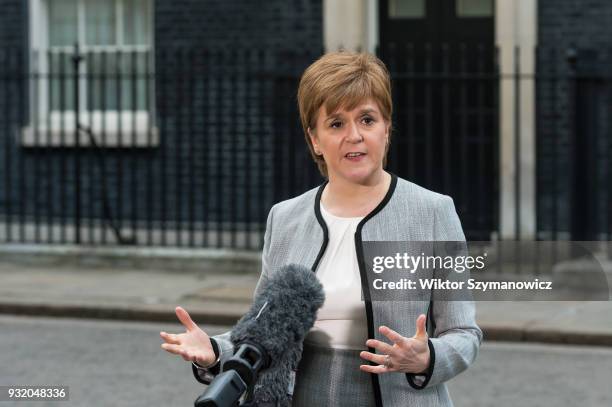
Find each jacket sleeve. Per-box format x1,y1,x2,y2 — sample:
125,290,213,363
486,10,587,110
192,204,276,385
406,195,483,389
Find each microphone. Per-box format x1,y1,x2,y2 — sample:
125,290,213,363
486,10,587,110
195,263,325,407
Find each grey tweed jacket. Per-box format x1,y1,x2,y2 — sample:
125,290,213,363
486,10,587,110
195,173,482,406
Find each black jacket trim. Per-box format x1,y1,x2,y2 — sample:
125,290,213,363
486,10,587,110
312,172,398,407
210,337,220,360
405,338,435,390
312,181,330,272
191,338,221,385
353,173,397,407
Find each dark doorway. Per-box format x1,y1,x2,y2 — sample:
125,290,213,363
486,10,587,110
571,51,611,240
378,0,498,240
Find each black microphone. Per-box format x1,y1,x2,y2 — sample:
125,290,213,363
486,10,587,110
195,263,325,407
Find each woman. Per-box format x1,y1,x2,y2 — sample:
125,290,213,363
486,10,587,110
161,51,482,406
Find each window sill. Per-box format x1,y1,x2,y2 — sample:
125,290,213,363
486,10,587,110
20,125,159,148
21,110,159,148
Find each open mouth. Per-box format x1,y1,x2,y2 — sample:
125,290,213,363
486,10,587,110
345,152,366,158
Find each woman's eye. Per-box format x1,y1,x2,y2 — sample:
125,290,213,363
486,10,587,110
362,117,374,125
330,121,342,128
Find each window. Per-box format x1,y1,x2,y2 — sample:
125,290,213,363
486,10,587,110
388,0,426,19
456,0,494,17
25,0,157,147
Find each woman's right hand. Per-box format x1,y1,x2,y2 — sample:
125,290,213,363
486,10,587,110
160,306,217,367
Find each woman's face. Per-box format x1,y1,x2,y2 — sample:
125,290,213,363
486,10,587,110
309,98,389,184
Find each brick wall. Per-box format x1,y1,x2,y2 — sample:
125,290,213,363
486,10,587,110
537,0,612,238
0,0,26,48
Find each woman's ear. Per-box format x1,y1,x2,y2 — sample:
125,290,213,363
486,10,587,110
385,122,391,143
308,127,319,152
306,127,323,155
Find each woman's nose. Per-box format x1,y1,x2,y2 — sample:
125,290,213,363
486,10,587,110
346,122,364,143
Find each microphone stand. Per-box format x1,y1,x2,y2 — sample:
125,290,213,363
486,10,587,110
194,343,267,407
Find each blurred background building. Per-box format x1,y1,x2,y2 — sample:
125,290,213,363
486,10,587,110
0,0,610,249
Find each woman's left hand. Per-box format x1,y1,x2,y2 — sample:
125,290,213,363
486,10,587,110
359,313,430,374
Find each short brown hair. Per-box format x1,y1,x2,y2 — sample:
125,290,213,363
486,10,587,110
297,51,393,178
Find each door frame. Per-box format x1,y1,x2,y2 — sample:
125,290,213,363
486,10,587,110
323,0,538,240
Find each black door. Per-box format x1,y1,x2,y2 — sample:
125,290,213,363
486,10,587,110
380,0,494,45
378,0,497,240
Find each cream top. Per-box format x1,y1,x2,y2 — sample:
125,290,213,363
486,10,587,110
304,203,369,350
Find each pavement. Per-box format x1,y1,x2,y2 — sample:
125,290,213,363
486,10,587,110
1,244,612,347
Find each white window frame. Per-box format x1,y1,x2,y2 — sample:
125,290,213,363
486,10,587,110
24,0,158,147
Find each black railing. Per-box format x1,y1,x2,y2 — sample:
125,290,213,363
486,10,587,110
380,43,499,240
0,45,324,249
0,45,610,249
